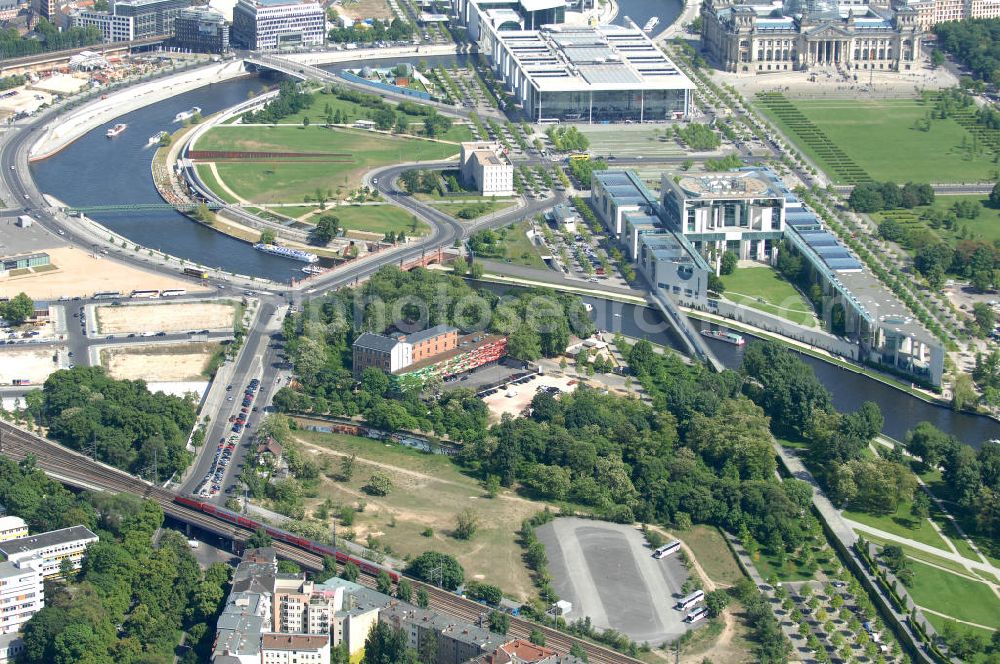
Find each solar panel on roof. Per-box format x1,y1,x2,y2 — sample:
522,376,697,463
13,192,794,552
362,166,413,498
825,258,864,271
814,245,851,258
800,231,838,246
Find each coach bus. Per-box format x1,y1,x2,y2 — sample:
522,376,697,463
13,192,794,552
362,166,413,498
11,379,30,386
130,290,160,299
684,607,709,624
93,291,121,300
183,267,208,280
160,289,187,297
675,590,705,611
653,540,681,559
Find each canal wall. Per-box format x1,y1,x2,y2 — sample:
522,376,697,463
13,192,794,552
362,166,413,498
30,60,248,160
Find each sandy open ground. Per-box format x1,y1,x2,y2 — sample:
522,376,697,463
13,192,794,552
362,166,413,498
0,347,64,385
100,342,221,381
0,247,195,300
481,373,581,421
96,301,236,334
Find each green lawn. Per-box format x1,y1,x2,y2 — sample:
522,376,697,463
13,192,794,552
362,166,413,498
498,221,547,269
331,205,428,236
874,195,1000,248
199,126,459,202
844,499,951,551
195,165,237,204
907,559,1000,628
430,200,511,220
721,265,816,327
273,91,472,143
860,532,976,576
270,205,318,219
755,96,997,184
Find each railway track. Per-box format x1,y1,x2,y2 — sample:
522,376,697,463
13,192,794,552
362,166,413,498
0,422,641,664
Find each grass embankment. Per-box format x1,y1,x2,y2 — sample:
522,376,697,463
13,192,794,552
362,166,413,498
289,427,544,600
755,96,997,183
197,126,460,202
721,265,816,327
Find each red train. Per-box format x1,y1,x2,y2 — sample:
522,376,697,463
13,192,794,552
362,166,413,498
174,495,400,582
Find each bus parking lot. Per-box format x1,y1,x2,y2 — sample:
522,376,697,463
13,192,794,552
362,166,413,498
535,517,693,644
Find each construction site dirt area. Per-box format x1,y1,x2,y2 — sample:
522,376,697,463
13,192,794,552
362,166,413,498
100,342,221,382
481,373,581,421
0,347,64,385
96,301,236,334
0,247,195,300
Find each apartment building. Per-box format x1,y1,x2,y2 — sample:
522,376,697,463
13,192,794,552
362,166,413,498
0,559,43,635
0,526,98,579
0,517,27,543
261,634,330,664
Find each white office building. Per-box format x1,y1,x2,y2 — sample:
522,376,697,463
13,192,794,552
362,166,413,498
660,169,787,270
460,142,514,196
232,0,326,50
71,10,136,41
0,525,99,579
0,559,43,635
0,633,26,664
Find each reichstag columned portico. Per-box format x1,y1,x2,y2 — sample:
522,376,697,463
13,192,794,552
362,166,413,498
701,0,922,73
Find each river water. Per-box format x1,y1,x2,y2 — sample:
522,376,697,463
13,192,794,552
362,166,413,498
29,51,1000,448
582,296,1000,448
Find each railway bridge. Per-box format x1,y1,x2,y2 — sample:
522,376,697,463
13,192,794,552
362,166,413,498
0,420,641,664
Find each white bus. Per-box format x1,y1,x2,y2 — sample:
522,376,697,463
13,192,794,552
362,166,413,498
160,289,187,297
675,590,705,611
653,540,681,559
684,607,709,624
93,291,121,300
130,290,160,299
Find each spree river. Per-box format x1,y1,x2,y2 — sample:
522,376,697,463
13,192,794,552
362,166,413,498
30,52,1000,448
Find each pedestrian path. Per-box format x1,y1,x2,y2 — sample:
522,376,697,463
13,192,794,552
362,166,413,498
843,519,999,576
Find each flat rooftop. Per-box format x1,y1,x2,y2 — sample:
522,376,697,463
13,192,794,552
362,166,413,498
0,525,97,556
496,24,694,93
675,172,778,199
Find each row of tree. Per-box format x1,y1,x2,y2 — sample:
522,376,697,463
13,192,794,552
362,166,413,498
0,21,102,59
847,180,935,213
327,16,414,44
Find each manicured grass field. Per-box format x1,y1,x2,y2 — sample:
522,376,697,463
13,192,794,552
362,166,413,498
331,204,428,236
195,165,237,204
755,96,997,184
907,559,1000,628
430,200,510,220
721,265,816,327
497,221,547,269
271,205,317,219
288,426,542,599
199,125,460,202
682,525,746,587
844,500,951,551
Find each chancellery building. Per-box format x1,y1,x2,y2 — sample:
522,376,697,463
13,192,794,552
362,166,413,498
701,0,923,73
